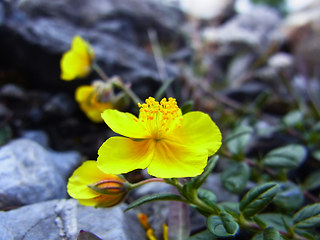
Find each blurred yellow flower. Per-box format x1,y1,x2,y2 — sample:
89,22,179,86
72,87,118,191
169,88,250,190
60,35,94,81
75,85,113,123
67,161,126,207
138,213,169,240
98,97,222,178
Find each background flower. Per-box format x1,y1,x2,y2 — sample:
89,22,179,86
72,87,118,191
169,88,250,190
60,35,94,81
75,85,113,123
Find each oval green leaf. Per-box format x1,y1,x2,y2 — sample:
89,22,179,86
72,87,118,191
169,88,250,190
273,182,304,212
207,212,239,237
263,227,281,240
221,162,250,193
187,230,218,240
262,144,306,169
240,182,279,218
303,170,320,190
197,188,217,208
293,203,320,229
226,125,253,155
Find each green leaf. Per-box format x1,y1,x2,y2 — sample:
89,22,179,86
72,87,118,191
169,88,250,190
303,170,320,190
77,230,102,240
197,188,217,208
0,125,11,146
283,111,303,127
273,182,304,212
219,202,240,215
258,213,293,232
190,156,219,189
226,125,253,155
207,212,239,237
124,193,184,212
312,150,320,162
240,182,279,218
187,230,218,240
295,229,320,240
293,203,320,229
221,162,250,193
262,144,307,169
251,233,263,240
263,227,281,240
253,216,267,229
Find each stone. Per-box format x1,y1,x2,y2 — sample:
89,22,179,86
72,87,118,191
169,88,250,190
180,0,235,20
0,139,81,208
272,1,320,79
203,6,281,52
21,130,49,147
43,93,77,117
0,199,145,240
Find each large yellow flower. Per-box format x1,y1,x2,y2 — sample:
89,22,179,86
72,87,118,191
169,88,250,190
75,85,113,123
67,161,126,207
97,97,222,178
60,36,94,81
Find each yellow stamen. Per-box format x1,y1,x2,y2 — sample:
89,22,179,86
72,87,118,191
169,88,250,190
138,97,182,138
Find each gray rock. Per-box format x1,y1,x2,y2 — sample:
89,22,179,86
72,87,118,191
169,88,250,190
0,139,81,208
202,174,238,202
0,199,145,240
268,52,294,71
21,130,49,147
203,6,281,52
0,84,25,99
43,93,77,117
0,0,182,96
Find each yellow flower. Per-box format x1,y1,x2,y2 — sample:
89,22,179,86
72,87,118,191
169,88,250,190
67,161,126,207
75,85,113,123
97,97,222,178
60,36,94,81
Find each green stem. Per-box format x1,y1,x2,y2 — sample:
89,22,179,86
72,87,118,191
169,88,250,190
113,80,142,106
164,178,221,215
128,178,165,190
92,63,142,105
92,64,109,82
155,78,175,101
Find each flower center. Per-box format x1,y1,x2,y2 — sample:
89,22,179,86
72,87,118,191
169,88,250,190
138,97,182,139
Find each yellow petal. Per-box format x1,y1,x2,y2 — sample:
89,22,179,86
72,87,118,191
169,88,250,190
72,35,94,60
147,139,208,178
60,36,93,81
75,85,93,102
97,136,154,174
101,109,149,138
60,51,90,80
67,160,120,199
169,111,222,156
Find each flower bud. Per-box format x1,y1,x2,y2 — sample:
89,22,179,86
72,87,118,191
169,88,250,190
67,161,127,207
